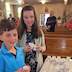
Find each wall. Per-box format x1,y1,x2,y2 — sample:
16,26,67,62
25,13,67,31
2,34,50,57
11,3,72,24
0,2,5,20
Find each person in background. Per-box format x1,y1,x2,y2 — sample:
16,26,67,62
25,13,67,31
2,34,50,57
15,17,20,28
17,5,46,72
11,17,20,28
12,17,16,23
46,11,57,32
0,19,30,72
8,14,13,21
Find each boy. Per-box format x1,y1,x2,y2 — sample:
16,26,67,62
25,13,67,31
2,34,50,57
0,19,30,72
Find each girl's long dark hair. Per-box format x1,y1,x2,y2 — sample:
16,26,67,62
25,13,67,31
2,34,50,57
18,5,41,40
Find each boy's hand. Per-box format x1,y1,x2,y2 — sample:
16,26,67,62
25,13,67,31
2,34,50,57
23,65,31,72
16,65,30,72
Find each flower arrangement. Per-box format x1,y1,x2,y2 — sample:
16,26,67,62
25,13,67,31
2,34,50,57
64,18,72,31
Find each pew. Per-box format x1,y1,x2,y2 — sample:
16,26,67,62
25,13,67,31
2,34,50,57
43,32,72,57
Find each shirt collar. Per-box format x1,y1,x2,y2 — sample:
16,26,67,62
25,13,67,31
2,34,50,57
1,43,18,54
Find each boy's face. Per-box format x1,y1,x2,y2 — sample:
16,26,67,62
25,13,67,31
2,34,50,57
1,29,18,49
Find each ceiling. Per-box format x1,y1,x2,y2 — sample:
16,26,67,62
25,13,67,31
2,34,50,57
0,0,72,5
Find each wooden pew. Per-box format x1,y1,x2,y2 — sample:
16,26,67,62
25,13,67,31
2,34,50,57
43,32,72,57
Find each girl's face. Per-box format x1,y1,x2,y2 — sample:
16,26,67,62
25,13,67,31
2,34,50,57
23,10,35,27
1,29,18,49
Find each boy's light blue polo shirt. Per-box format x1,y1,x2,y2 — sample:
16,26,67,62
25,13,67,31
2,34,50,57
0,43,25,72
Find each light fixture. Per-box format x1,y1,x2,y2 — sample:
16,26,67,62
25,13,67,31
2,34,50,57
1,0,4,2
40,0,47,4
18,7,22,18
64,0,68,5
16,0,23,4
5,2,11,18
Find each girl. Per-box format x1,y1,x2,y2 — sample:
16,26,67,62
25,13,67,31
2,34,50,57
17,5,46,72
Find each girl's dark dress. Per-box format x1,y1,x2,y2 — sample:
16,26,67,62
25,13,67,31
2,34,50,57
25,31,37,72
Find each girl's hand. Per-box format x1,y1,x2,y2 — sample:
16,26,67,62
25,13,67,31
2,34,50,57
24,43,31,52
35,44,42,51
35,44,45,52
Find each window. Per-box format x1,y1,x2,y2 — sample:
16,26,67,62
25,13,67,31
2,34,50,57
18,7,22,18
5,2,11,18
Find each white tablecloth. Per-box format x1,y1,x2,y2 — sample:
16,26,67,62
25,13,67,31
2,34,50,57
40,56,72,72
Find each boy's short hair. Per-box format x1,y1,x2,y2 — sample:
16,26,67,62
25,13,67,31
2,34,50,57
0,19,16,35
